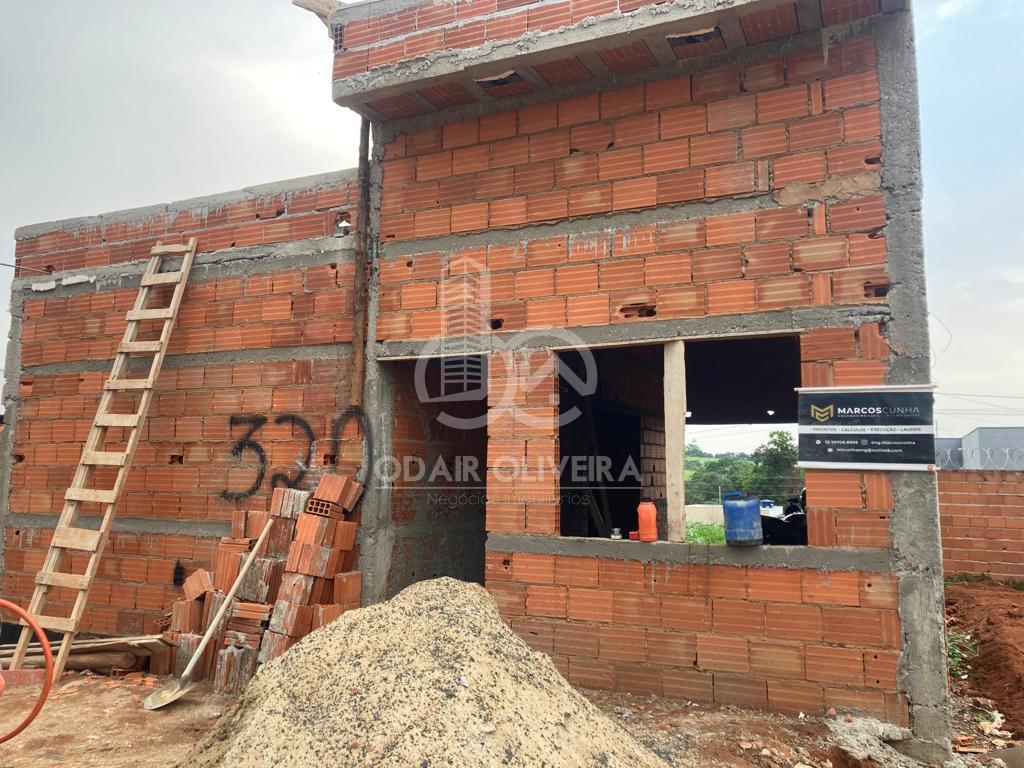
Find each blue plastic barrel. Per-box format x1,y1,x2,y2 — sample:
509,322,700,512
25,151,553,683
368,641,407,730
722,492,763,546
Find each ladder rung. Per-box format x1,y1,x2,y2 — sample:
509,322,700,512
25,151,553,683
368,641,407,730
105,378,152,391
140,271,184,286
81,450,128,466
118,340,162,353
35,571,91,590
22,614,77,633
150,244,190,255
51,527,101,551
95,412,141,428
126,308,174,321
64,488,118,505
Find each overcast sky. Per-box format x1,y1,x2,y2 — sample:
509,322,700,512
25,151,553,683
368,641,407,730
0,0,1020,454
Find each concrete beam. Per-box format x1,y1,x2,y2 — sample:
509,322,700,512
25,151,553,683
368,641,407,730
375,304,891,359
486,532,896,572
7,513,230,540
12,235,355,294
14,170,357,242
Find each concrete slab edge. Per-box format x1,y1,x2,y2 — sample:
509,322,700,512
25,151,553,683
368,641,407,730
14,169,358,240
375,304,892,358
486,532,895,572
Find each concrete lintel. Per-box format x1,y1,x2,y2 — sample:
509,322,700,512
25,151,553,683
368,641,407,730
14,170,358,241
19,343,353,379
486,532,895,572
7,513,230,539
375,304,891,359
13,235,356,295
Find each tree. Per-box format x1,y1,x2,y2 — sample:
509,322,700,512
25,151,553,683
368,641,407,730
686,455,754,504
685,441,710,458
748,430,803,503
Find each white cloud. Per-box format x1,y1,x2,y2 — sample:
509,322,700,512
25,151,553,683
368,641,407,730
936,0,979,21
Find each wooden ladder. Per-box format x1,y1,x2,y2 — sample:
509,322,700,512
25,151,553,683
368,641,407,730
9,238,197,681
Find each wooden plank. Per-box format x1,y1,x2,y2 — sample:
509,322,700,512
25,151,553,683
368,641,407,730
81,450,128,466
125,307,174,321
35,571,91,590
664,340,687,542
21,614,77,633
104,378,152,391
140,271,183,286
0,635,169,659
51,527,101,551
64,487,119,505
149,244,190,255
95,412,141,428
118,340,162,353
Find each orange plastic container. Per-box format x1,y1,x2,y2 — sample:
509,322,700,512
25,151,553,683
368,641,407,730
637,499,658,542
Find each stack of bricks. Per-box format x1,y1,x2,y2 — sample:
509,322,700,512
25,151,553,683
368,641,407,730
160,474,364,694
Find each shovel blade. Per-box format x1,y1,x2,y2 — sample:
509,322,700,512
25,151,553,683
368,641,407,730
143,678,196,710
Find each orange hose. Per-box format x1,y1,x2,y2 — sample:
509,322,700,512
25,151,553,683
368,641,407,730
0,599,53,744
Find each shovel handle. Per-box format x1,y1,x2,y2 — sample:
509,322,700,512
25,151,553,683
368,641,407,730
180,518,275,681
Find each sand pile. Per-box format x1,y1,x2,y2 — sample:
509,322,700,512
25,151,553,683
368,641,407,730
181,577,670,767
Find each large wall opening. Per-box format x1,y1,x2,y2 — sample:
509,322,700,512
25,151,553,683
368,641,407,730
385,357,488,595
557,336,803,542
558,345,665,538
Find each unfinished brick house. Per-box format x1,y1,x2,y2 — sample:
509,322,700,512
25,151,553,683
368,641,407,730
1,0,952,758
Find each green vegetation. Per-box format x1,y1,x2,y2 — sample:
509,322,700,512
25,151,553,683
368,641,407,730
685,431,803,505
685,521,726,544
946,629,978,679
945,572,1024,591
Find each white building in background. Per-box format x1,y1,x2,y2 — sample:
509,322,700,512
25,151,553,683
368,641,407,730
936,427,1024,470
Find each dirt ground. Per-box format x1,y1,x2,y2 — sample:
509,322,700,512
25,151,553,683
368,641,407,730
0,673,1018,768
0,675,229,768
946,578,1024,738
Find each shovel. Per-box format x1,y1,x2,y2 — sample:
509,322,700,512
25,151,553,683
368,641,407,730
144,517,274,710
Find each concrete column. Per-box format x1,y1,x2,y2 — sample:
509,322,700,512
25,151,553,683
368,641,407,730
664,340,686,542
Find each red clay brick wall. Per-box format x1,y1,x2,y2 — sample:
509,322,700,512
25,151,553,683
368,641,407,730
939,470,1024,581
19,263,356,367
13,181,357,278
482,326,903,717
487,350,561,536
486,550,908,721
376,37,886,341
333,0,881,82
4,177,363,634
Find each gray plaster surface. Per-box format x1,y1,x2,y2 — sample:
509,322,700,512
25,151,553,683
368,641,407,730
874,7,952,756
13,234,355,294
7,513,230,539
18,344,354,379
356,120,395,605
15,170,358,240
